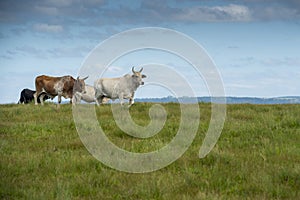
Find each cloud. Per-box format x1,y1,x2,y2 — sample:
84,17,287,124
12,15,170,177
1,0,300,53
107,66,123,73
1,0,300,39
0,0,105,24
3,1,300,24
45,0,74,7
227,46,239,49
34,23,63,33
45,0,105,7
35,5,59,16
260,57,300,67
46,46,91,58
136,1,253,23
175,4,252,22
227,56,300,69
214,4,252,21
227,0,300,20
0,32,5,39
15,45,48,59
250,5,299,21
139,1,299,23
8,45,91,59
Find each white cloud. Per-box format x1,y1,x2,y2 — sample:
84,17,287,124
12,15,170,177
34,23,64,33
47,46,91,58
260,57,300,67
45,0,105,7
257,6,299,21
12,45,91,59
213,4,252,21
175,4,252,22
107,66,123,73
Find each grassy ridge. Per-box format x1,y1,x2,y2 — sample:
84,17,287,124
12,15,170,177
0,103,299,199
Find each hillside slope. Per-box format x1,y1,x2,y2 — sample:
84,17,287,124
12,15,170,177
1,103,299,199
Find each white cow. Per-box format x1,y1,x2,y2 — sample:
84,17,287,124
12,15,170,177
94,67,146,106
72,85,109,105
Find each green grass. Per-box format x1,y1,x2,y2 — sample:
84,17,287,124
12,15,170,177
1,103,299,199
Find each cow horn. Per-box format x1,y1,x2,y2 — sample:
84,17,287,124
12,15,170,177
82,76,88,80
132,67,135,73
139,67,143,72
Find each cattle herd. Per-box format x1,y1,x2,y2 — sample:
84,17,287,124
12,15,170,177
18,67,147,107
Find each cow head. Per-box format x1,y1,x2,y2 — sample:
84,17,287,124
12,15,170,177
132,67,147,86
73,76,88,94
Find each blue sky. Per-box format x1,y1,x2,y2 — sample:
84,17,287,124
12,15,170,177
1,0,300,103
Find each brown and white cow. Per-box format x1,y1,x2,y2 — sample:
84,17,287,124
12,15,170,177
34,75,88,106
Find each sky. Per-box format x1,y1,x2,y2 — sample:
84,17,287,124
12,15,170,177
0,0,300,104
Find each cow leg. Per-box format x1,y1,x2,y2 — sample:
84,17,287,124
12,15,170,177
95,96,104,106
119,93,124,106
34,92,39,105
72,92,80,106
95,90,103,106
57,94,62,108
18,93,23,104
19,97,23,104
39,93,46,106
129,92,135,106
95,98,100,106
95,95,100,106
71,95,76,106
129,98,134,107
95,89,104,106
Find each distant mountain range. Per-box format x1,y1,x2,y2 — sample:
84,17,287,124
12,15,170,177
59,96,300,105
135,96,300,104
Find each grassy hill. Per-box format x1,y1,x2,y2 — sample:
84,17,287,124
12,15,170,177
1,103,299,199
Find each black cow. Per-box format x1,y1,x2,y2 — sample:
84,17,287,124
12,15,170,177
18,88,49,104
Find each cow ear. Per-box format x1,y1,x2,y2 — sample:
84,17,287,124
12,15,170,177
142,74,147,78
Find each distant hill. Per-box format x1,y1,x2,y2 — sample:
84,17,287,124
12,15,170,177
59,96,300,105
135,96,300,104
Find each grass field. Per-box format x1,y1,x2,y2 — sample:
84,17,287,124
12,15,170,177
1,103,299,199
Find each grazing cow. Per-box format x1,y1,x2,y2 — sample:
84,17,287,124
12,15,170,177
18,88,50,104
94,67,146,106
34,75,88,106
72,85,110,105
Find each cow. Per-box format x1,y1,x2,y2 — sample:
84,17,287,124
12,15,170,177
72,85,110,105
18,88,50,104
34,75,88,107
94,67,146,106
